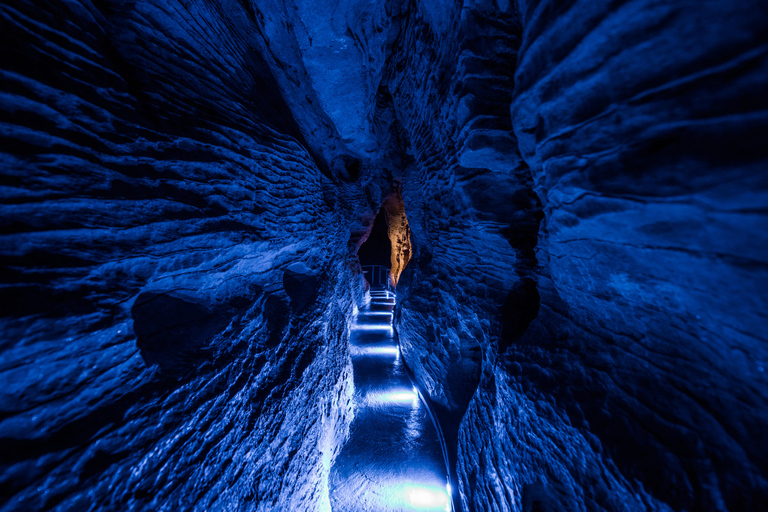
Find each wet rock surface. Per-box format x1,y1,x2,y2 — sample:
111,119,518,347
2,0,767,511
329,290,450,512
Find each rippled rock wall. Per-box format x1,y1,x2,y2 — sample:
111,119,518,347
2,0,767,511
389,0,768,511
0,1,379,510
390,0,528,415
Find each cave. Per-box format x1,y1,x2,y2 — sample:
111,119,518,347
358,207,393,287
357,185,412,289
0,1,767,511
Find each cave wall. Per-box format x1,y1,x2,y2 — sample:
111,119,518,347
385,2,537,507
1,0,767,511
502,1,768,510
388,0,768,511
381,181,412,285
0,1,381,509
389,0,528,416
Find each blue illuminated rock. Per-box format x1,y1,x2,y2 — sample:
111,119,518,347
1,0,767,511
388,1,768,511
0,1,367,510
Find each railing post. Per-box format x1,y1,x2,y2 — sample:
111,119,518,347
360,264,395,291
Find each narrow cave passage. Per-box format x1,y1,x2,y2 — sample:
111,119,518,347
358,183,412,288
328,286,452,512
329,198,450,511
358,207,393,287
2,1,766,511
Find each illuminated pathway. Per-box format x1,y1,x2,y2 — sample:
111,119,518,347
329,288,453,512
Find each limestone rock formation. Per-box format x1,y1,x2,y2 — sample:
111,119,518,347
1,0,766,511
388,1,768,511
0,1,367,509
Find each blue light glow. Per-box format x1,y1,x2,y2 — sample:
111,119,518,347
406,484,451,511
368,389,419,404
337,482,451,511
350,346,400,356
353,324,394,332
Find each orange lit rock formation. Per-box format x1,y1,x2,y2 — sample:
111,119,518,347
382,181,411,286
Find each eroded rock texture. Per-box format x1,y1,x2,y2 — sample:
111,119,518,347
382,181,412,284
2,0,767,511
0,1,377,510
388,0,768,511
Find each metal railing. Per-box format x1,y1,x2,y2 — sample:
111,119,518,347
361,264,395,293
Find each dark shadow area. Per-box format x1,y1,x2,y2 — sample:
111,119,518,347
358,207,393,289
499,277,540,351
343,154,362,181
357,207,392,269
282,262,320,312
522,481,554,512
132,291,233,378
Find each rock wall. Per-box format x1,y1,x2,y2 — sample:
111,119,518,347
389,0,529,415
499,0,768,509
382,181,411,285
1,0,767,511
385,2,537,507
0,1,376,510
388,0,768,511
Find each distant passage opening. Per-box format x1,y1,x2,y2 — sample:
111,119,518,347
358,206,392,267
358,206,392,288
357,183,412,288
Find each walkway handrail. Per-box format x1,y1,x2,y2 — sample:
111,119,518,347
399,350,458,512
361,264,395,293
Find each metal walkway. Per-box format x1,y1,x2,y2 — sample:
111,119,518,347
329,288,452,512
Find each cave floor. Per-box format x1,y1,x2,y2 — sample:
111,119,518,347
329,288,451,512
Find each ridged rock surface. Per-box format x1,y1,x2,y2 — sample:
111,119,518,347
388,0,768,511
2,0,768,511
0,1,383,510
